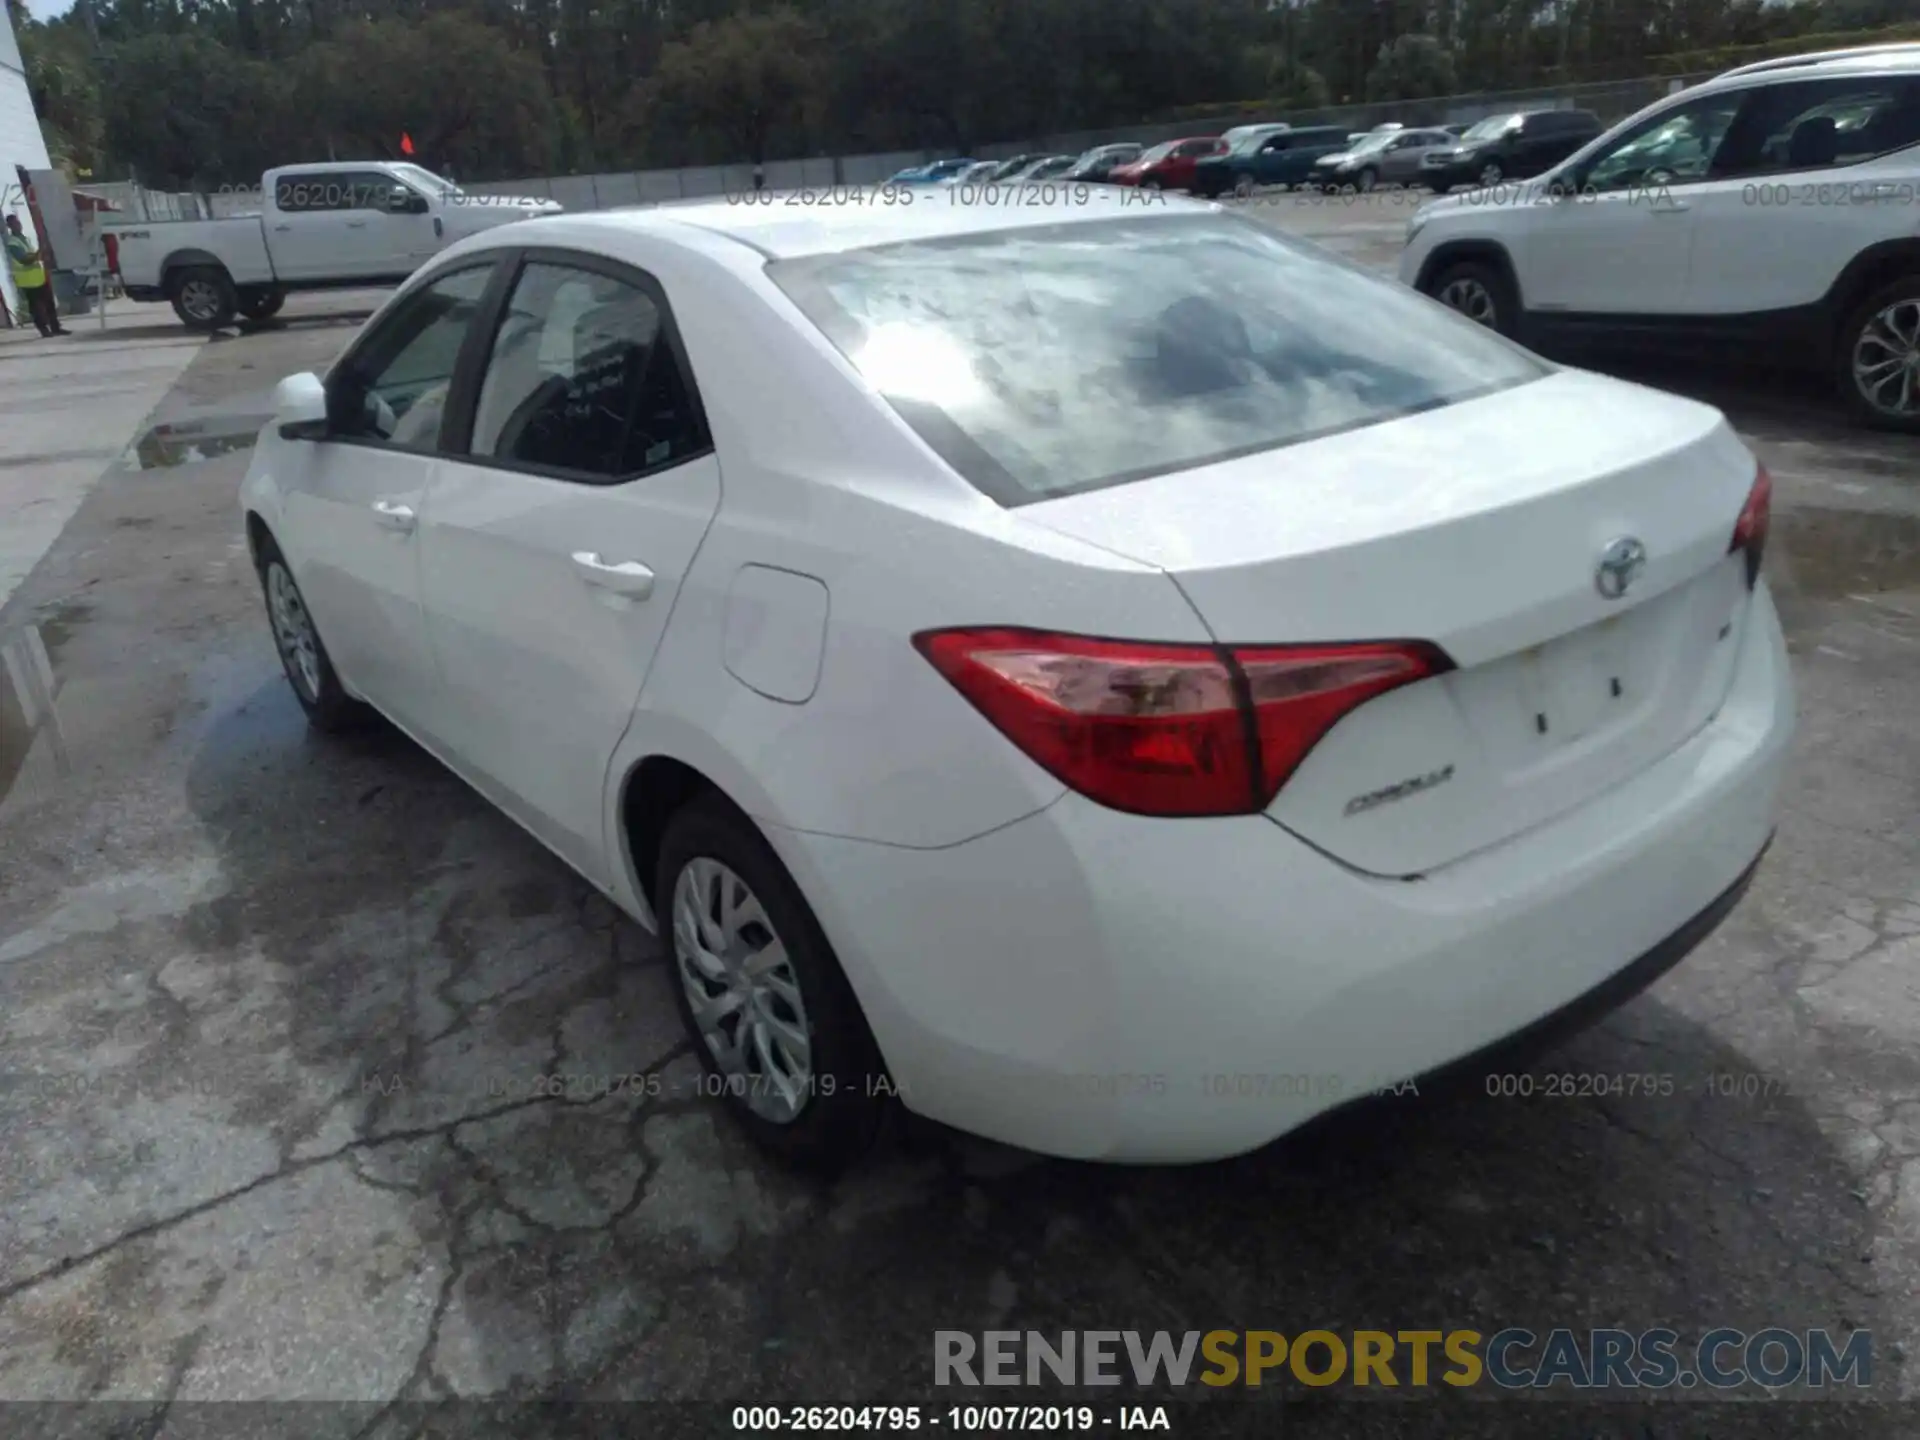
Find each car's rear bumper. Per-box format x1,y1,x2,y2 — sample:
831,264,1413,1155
771,583,1793,1163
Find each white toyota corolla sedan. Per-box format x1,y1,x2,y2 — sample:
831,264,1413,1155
241,189,1793,1168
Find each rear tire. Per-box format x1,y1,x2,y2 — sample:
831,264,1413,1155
238,287,285,321
170,265,237,331
1835,276,1920,434
254,533,368,732
657,794,887,1173
1428,259,1518,338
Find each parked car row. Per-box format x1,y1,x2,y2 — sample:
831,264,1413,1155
885,110,1603,202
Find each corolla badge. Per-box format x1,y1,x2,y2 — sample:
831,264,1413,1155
1594,536,1647,601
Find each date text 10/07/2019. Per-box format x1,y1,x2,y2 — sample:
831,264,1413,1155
732,1406,1172,1431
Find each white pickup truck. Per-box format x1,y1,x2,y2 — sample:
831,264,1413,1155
111,160,563,330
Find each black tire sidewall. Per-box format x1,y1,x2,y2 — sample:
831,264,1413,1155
240,288,285,321
656,795,886,1171
1836,277,1920,433
172,266,237,331
255,538,361,731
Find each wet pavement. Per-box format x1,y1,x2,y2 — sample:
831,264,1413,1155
0,216,1918,1437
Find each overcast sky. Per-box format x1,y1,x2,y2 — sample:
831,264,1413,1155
24,0,73,19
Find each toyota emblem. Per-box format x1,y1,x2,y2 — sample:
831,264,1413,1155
1595,537,1647,601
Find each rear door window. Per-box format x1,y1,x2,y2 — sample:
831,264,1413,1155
769,213,1546,506
1713,76,1920,175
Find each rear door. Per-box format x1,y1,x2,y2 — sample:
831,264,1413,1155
416,248,722,885
1679,74,1920,316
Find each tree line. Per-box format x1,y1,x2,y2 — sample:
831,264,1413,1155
12,0,1916,189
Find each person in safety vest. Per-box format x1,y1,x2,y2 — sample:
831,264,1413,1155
7,214,67,338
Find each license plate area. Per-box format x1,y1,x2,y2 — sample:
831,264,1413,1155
1521,615,1637,747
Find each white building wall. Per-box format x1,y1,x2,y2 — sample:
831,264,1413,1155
0,2,52,319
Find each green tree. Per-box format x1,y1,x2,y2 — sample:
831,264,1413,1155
624,7,829,165
16,13,105,172
1365,31,1459,100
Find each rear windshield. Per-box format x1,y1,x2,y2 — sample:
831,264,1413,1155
767,213,1546,506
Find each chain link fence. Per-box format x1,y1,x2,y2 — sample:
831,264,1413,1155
83,69,1717,221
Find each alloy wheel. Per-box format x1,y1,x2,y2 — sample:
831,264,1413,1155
179,278,221,323
1479,162,1504,186
1438,276,1498,328
1851,297,1920,420
672,856,816,1125
266,563,322,701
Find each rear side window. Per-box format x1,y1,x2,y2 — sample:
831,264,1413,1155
469,260,710,480
769,213,1546,506
1715,76,1920,175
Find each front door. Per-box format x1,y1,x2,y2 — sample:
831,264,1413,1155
417,253,722,884
268,171,403,283
1518,91,1744,316
279,261,500,734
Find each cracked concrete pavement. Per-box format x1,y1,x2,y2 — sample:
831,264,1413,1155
1,205,1918,1437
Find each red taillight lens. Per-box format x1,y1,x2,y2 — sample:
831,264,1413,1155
914,628,1449,817
1730,462,1771,588
1236,642,1450,800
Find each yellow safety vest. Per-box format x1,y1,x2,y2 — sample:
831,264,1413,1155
8,238,45,289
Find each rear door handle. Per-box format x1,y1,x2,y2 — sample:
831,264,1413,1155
273,224,292,232
346,220,368,229
371,499,416,534
572,552,655,599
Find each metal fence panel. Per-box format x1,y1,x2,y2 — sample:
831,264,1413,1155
547,174,600,209
595,172,644,208
636,170,686,204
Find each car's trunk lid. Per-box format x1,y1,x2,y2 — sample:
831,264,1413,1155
1020,370,1761,876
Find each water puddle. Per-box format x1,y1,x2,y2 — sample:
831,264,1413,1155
0,623,70,809
120,416,267,471
1775,506,1920,602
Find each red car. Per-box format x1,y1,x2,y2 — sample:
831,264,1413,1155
1107,136,1223,191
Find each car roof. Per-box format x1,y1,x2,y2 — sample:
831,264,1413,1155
572,189,1215,261
1716,42,1920,81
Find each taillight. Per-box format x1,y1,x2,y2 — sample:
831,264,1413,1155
914,628,1450,818
1729,462,1771,588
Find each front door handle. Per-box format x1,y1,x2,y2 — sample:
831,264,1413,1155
371,499,416,534
572,552,655,599
347,220,368,229
273,223,292,232
1648,200,1690,214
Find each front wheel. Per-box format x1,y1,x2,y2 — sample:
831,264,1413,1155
238,287,285,321
256,535,368,732
1233,173,1255,200
1429,260,1517,337
170,265,237,331
1478,160,1505,187
1837,277,1920,433
658,794,888,1172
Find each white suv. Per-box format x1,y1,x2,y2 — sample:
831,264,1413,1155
1401,44,1920,430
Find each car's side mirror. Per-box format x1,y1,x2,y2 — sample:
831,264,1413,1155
275,372,329,440
389,187,428,214
320,368,379,439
